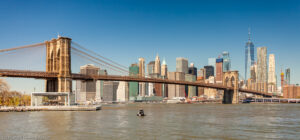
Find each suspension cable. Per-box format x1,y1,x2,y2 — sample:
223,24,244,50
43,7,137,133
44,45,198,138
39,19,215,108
71,41,128,69
0,42,45,53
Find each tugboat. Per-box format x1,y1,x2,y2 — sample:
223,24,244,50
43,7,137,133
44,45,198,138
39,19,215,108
137,109,146,116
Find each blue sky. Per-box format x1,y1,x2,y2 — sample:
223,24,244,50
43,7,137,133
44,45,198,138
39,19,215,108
0,0,299,93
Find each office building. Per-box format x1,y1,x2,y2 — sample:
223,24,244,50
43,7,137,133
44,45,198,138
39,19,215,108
102,81,119,102
286,68,291,85
138,58,146,96
222,51,231,72
161,58,168,77
116,81,129,102
147,61,155,75
188,63,197,76
129,64,139,100
283,85,300,98
167,72,185,99
77,64,99,103
176,57,188,74
185,74,196,97
204,65,214,79
216,58,223,83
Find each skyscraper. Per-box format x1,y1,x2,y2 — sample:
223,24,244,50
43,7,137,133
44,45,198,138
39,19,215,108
216,58,223,83
281,69,284,93
268,54,276,93
286,68,291,85
257,47,268,92
188,63,197,76
138,58,146,96
176,57,188,74
154,54,161,75
245,29,255,81
204,65,214,79
147,61,155,75
161,58,168,77
222,51,231,72
129,64,139,100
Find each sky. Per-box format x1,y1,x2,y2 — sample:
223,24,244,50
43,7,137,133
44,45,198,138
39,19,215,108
0,0,299,93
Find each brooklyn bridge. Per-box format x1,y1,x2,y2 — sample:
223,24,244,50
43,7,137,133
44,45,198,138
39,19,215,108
0,37,273,104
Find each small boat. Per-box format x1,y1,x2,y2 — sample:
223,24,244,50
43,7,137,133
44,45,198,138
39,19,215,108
137,109,145,116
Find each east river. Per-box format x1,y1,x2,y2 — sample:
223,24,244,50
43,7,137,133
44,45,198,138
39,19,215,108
1,104,300,140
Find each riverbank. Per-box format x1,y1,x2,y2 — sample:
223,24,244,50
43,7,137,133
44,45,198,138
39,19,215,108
0,105,101,112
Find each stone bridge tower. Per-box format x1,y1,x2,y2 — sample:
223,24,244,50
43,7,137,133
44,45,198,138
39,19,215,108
223,71,239,104
45,37,72,92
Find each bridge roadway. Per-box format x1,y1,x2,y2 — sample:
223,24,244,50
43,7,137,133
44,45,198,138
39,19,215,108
0,69,272,97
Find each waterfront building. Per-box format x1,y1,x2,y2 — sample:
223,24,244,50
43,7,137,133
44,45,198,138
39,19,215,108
116,81,129,102
185,74,196,97
149,73,162,96
283,85,300,98
257,47,268,92
147,61,155,75
249,63,257,90
77,64,99,103
204,65,214,79
245,29,255,81
286,68,291,85
268,54,276,93
102,81,119,102
215,58,223,83
129,64,139,100
154,54,161,75
167,72,185,99
138,58,146,96
222,51,231,72
176,57,188,74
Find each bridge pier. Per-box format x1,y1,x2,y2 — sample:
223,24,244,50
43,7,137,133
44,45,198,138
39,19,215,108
45,37,72,93
222,71,239,104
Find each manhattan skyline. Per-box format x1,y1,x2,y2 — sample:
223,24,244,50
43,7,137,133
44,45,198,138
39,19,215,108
0,0,299,92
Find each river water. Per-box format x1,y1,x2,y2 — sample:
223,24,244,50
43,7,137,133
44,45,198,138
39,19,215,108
0,104,300,140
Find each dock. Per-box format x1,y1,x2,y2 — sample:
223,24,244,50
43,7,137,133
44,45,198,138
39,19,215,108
0,105,101,112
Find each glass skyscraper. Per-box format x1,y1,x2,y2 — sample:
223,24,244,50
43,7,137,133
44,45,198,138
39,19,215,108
245,29,255,81
222,51,231,72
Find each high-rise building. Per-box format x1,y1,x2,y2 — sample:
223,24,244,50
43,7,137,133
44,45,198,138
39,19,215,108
268,54,276,93
138,58,146,96
283,85,300,98
185,74,196,97
161,58,168,78
245,29,255,81
97,69,107,101
77,64,99,103
208,58,216,76
249,63,257,90
222,51,231,72
116,81,129,102
154,54,161,75
188,63,197,76
167,72,185,99
204,65,214,79
281,70,284,93
147,61,155,75
176,57,188,74
257,47,268,92
129,64,139,100
102,81,119,102
286,68,291,85
216,58,223,83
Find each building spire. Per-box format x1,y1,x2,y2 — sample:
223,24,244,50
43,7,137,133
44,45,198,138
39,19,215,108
248,27,251,42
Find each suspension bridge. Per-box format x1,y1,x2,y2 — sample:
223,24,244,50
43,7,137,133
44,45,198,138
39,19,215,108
0,36,273,104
